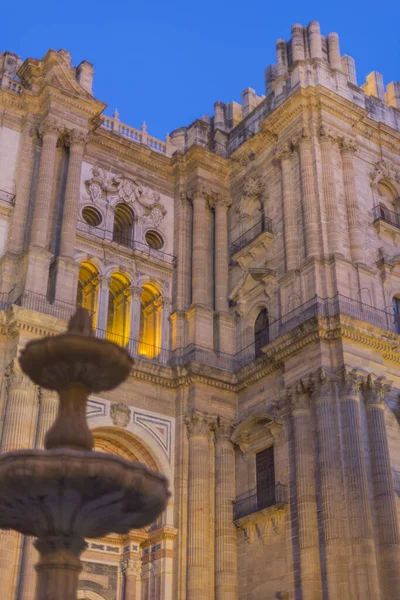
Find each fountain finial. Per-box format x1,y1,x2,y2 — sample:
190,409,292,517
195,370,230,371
67,307,94,336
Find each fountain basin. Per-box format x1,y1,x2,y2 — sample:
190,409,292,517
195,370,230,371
0,448,170,539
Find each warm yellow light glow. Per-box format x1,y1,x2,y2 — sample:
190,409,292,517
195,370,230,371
138,283,162,359
106,272,131,347
76,261,99,328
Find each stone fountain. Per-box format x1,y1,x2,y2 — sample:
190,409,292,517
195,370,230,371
0,309,170,600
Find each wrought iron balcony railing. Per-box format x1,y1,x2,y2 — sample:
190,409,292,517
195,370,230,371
1,289,400,371
233,483,288,520
230,218,273,256
372,205,400,230
76,220,176,266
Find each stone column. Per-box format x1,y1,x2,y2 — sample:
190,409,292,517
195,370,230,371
214,419,238,600
55,130,88,304
161,298,171,353
338,368,380,599
129,286,142,355
312,369,348,598
59,130,88,258
276,143,298,271
30,120,61,249
319,126,341,255
185,409,213,600
176,192,191,311
96,276,111,334
190,191,208,307
340,138,364,262
123,558,141,599
211,196,230,313
0,360,39,600
363,375,400,599
294,130,320,259
289,380,322,599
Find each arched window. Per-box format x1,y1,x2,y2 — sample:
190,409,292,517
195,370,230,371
106,273,131,346
393,296,400,334
254,308,269,357
138,283,162,359
113,203,135,248
76,262,99,327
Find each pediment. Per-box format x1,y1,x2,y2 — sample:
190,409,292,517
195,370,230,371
230,268,276,304
18,50,90,98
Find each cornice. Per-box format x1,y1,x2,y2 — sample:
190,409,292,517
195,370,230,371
183,144,229,180
87,130,173,182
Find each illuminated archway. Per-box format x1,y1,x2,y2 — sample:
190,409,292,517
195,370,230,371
107,273,131,346
138,283,162,359
76,262,100,327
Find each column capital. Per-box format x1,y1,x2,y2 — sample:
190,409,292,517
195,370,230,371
208,192,232,210
6,358,32,391
287,379,311,412
340,136,357,154
39,387,58,400
338,366,361,396
362,374,391,407
318,124,338,144
38,118,64,140
66,129,90,149
275,141,293,162
291,127,311,149
121,557,142,576
214,416,234,443
310,367,336,397
185,408,215,438
187,188,208,204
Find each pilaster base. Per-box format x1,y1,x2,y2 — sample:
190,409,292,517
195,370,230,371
54,257,80,305
186,304,214,349
0,252,22,294
214,311,236,355
169,310,186,351
24,247,53,295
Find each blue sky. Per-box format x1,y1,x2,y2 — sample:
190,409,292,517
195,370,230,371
2,0,399,140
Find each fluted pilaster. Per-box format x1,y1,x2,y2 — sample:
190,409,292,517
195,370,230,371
214,418,238,600
293,131,320,258
319,126,341,254
8,116,35,255
123,558,141,599
209,195,231,313
185,409,214,600
363,375,400,598
289,380,322,599
276,143,298,270
340,138,364,262
190,191,208,307
59,130,88,258
175,193,191,311
0,360,38,600
31,120,62,249
312,369,348,598
339,368,380,599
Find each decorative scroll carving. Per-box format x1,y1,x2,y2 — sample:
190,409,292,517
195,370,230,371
287,379,311,412
370,159,400,188
339,366,361,396
339,136,357,153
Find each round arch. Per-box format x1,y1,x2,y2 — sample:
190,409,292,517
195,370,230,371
77,591,105,600
89,423,174,524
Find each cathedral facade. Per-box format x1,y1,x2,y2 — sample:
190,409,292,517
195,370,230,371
0,19,400,600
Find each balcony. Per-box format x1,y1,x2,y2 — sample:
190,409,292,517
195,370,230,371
372,205,400,243
76,220,176,267
230,218,273,257
1,289,400,372
233,483,288,520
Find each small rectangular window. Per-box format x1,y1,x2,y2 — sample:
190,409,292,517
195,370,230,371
256,446,275,510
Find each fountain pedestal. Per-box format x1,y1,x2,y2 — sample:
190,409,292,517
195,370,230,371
0,309,170,600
